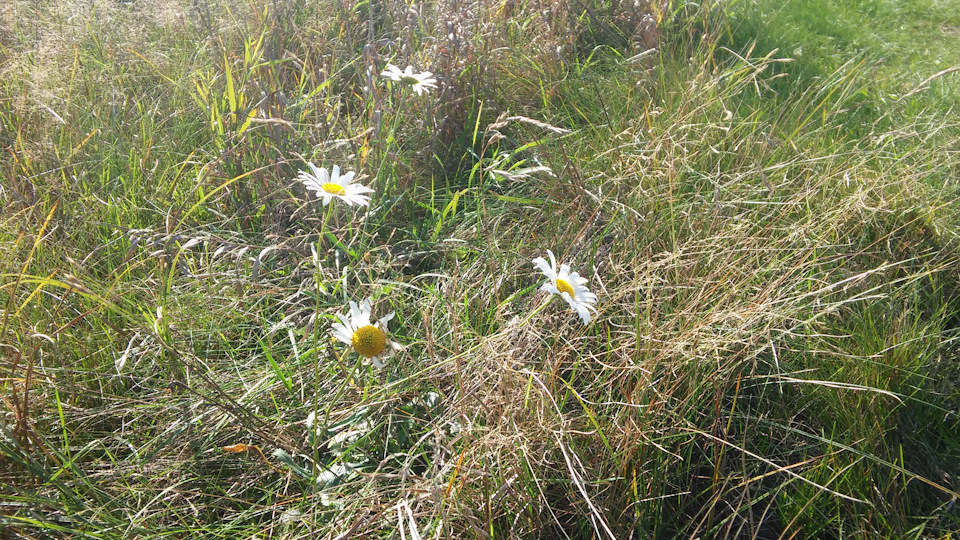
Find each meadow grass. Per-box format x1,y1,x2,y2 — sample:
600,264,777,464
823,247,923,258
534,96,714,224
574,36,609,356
1,0,959,537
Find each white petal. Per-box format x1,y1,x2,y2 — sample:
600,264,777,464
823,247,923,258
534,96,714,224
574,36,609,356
353,300,372,326
307,162,323,180
349,301,362,321
532,257,554,277
345,183,373,196
332,328,352,345
298,169,316,183
314,164,331,185
336,313,354,331
573,302,592,324
299,174,321,191
332,319,353,341
382,64,401,80
344,194,370,207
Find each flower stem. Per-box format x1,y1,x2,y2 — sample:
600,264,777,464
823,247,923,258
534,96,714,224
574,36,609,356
309,202,337,467
518,295,554,327
319,200,335,248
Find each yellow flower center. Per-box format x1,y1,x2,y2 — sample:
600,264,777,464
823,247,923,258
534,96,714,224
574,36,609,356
352,325,387,358
555,278,575,298
400,75,420,85
321,182,346,195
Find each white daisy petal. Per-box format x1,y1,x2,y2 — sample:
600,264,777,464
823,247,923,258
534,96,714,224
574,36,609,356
533,250,598,325
308,162,324,182
332,297,400,367
381,64,403,80
345,185,373,200
332,329,352,345
296,162,372,207
381,64,438,95
573,303,592,325
298,170,316,184
346,195,370,206
335,315,354,332
532,256,554,277
547,250,558,272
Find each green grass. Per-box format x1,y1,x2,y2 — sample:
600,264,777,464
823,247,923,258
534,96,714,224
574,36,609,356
2,0,959,537
725,0,960,135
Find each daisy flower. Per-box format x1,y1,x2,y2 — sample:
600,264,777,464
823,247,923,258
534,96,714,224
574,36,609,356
533,250,598,325
380,64,438,95
331,298,401,367
298,163,373,207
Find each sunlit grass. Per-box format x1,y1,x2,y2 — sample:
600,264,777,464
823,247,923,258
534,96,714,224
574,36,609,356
1,0,959,537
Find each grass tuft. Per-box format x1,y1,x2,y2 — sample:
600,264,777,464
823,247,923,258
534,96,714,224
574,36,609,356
2,0,959,537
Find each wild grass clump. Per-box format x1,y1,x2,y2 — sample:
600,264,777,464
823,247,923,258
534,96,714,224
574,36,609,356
2,0,960,537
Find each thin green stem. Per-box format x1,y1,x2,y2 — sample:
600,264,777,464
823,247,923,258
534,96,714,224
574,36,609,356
310,200,337,467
